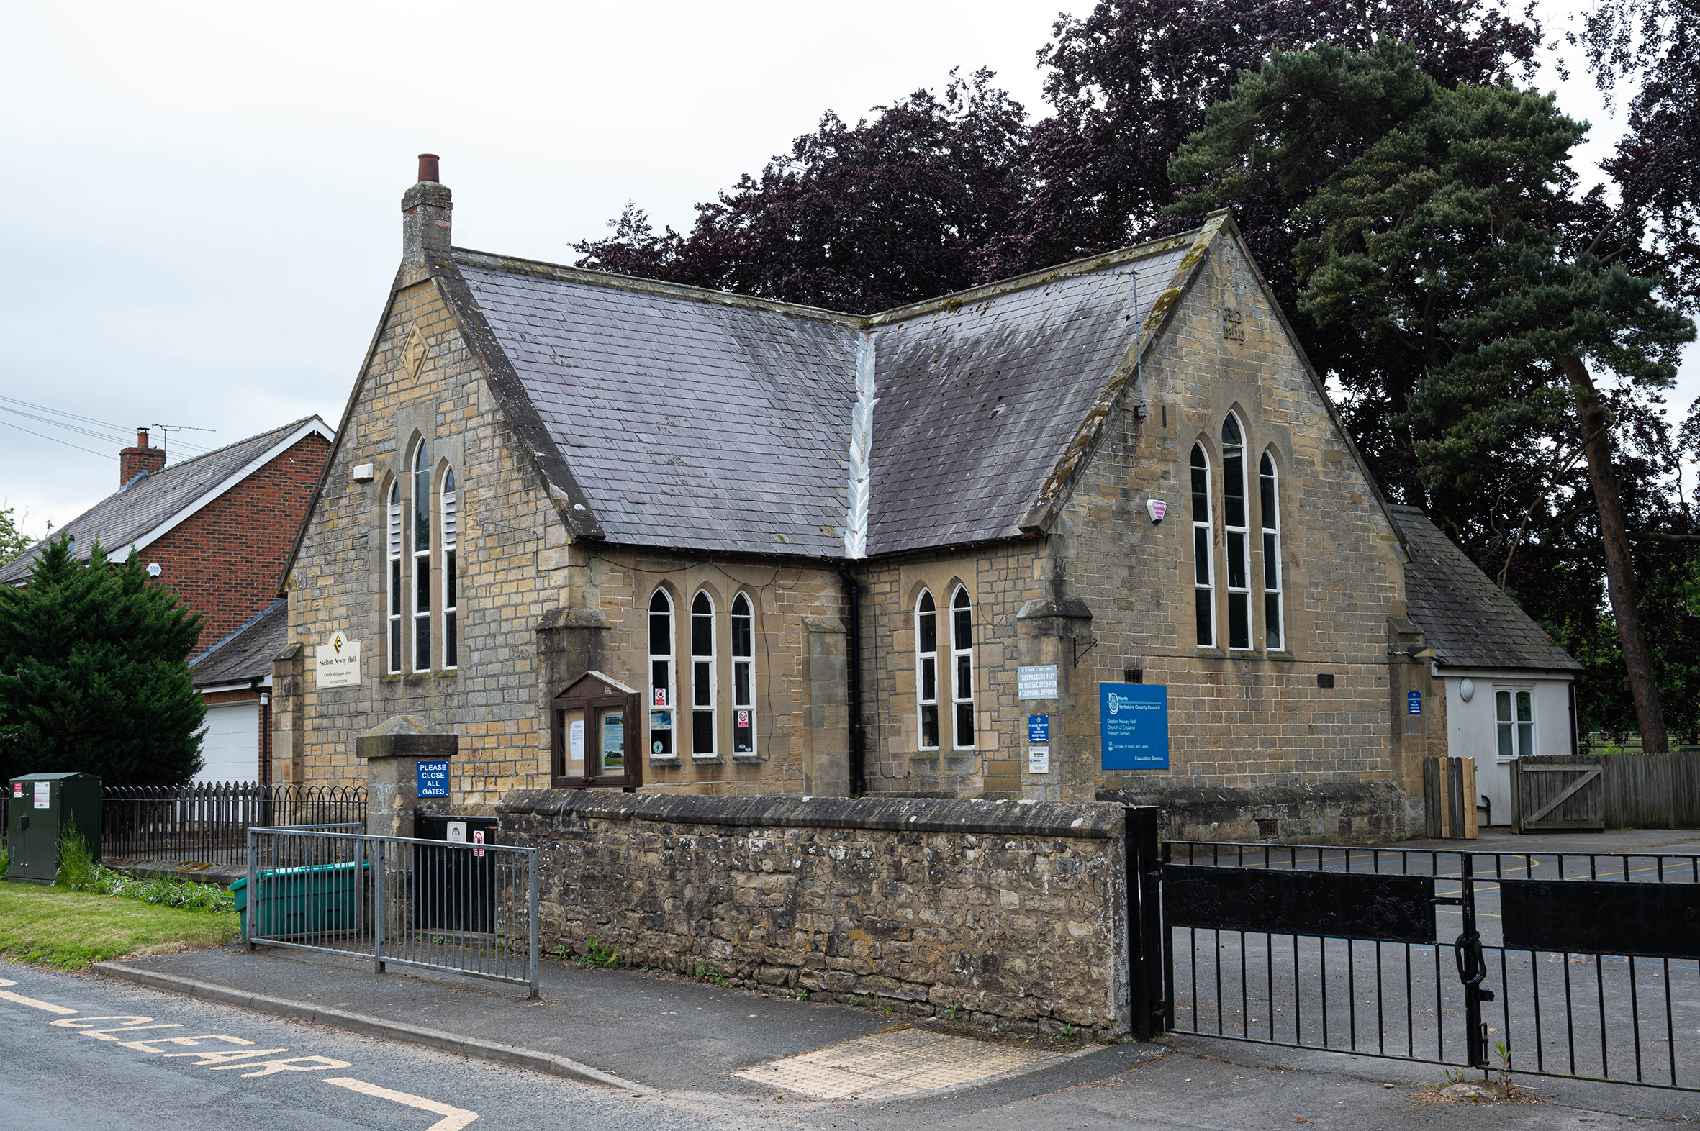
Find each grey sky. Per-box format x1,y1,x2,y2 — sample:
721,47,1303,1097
3,0,1692,538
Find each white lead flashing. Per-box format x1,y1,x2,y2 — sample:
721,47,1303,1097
106,418,334,562
842,336,876,559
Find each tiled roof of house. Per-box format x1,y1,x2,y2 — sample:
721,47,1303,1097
447,227,1200,560
190,597,288,687
0,417,328,584
1388,506,1580,672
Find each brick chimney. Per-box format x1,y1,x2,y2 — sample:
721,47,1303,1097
401,153,451,284
119,427,166,487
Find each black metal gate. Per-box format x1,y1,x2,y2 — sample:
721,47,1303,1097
1124,811,1700,1092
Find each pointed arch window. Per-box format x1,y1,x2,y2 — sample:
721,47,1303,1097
1222,415,1251,650
949,585,975,749
440,468,458,670
915,590,940,750
1259,452,1284,651
386,480,402,674
647,589,675,758
411,441,432,671
731,593,756,755
1190,444,1215,648
690,591,717,758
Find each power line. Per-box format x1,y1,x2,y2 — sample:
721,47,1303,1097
0,394,131,439
0,404,136,447
0,417,117,461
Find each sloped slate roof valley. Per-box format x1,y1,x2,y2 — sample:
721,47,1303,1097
451,238,1192,560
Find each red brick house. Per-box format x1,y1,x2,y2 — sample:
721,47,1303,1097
1,418,333,781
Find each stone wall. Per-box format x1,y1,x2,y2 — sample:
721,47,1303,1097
578,549,849,797
498,791,1130,1038
1043,233,1415,839
279,273,567,804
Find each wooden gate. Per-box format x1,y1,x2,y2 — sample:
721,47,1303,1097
1513,756,1604,832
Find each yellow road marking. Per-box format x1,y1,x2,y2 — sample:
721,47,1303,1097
324,1077,479,1131
0,978,78,1015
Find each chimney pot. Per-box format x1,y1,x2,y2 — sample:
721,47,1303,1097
401,153,452,272
136,427,149,448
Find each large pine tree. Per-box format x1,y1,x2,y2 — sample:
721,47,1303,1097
0,539,205,785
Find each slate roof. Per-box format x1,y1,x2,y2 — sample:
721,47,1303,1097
1388,506,1580,673
867,248,1190,555
190,598,288,687
446,229,1200,560
454,252,858,557
0,417,327,584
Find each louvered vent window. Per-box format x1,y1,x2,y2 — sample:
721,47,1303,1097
441,468,458,670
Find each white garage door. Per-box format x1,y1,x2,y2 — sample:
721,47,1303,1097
197,701,260,784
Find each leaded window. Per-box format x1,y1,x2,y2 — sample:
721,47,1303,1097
386,480,401,674
950,585,975,749
440,468,458,670
411,441,431,671
1222,414,1251,650
690,591,717,758
1259,452,1284,651
1190,444,1215,647
731,593,756,755
915,590,940,749
647,589,675,757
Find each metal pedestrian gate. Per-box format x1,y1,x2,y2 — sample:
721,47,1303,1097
1122,809,1700,1091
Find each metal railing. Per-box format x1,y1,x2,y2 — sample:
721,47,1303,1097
244,825,538,997
103,783,366,868
1162,840,1700,1091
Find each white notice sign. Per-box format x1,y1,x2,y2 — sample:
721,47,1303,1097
569,718,585,762
33,782,50,809
446,821,467,844
316,631,362,688
1028,746,1051,774
1017,664,1059,700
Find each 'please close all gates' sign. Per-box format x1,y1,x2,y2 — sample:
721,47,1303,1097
1099,682,1169,770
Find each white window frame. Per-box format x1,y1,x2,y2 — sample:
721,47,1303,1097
1190,443,1216,648
440,466,458,671
915,589,940,751
1222,413,1252,651
690,590,717,759
1259,451,1284,652
1495,687,1535,760
731,592,756,757
647,588,676,759
385,479,402,675
949,584,975,751
410,440,431,672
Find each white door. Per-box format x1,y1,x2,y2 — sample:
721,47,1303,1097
196,701,260,783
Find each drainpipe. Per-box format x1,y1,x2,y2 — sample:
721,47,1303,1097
839,566,866,797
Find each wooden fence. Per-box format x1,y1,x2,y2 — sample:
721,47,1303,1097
1514,753,1700,831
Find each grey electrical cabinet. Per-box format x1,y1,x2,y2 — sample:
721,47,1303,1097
6,773,102,883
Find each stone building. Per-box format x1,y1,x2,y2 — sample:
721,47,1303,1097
277,156,1449,838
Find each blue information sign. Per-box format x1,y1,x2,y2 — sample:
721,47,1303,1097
1027,713,1050,744
1407,690,1423,716
1100,683,1169,770
416,758,450,799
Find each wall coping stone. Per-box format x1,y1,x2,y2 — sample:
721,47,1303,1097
1016,596,1093,621
498,790,1125,838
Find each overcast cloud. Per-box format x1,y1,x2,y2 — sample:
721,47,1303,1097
2,0,1692,538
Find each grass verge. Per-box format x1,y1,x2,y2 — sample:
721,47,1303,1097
0,881,238,971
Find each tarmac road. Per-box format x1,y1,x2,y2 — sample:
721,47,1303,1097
0,964,736,1131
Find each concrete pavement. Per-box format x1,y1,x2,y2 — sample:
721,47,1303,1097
72,943,1700,1128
